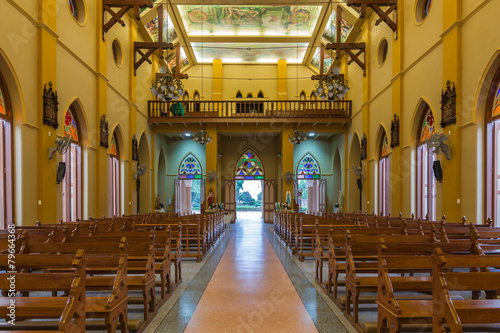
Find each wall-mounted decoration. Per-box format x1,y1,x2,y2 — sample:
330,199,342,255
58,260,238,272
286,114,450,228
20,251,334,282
440,80,457,128
390,114,400,148
207,170,217,184
132,134,138,161
360,134,367,160
43,82,59,129
99,115,109,149
284,171,294,184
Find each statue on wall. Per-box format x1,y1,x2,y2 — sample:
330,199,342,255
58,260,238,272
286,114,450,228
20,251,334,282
440,80,457,128
99,115,109,149
390,114,400,148
360,134,367,160
284,188,292,210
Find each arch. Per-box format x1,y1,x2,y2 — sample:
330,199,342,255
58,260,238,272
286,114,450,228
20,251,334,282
61,98,90,148
178,152,203,176
157,147,167,209
246,92,253,98
374,123,390,158
257,91,264,98
138,131,151,214
310,90,317,100
234,148,265,178
296,153,321,178
0,49,25,125
235,90,243,98
375,124,390,215
299,90,307,101
348,132,362,212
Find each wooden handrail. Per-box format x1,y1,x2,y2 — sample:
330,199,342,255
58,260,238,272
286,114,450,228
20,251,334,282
148,99,352,120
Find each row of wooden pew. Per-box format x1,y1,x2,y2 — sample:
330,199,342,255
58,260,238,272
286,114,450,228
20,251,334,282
274,211,500,333
0,212,226,332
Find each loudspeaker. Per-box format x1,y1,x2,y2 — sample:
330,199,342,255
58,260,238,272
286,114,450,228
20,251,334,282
56,162,66,184
357,178,363,191
433,161,443,183
136,179,140,191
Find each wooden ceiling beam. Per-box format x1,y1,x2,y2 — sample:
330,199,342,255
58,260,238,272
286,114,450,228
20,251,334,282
102,0,153,40
347,0,398,33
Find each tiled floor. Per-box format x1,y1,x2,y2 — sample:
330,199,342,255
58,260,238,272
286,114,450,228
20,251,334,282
146,212,355,333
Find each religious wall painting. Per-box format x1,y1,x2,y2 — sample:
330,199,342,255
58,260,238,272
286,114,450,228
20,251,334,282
360,134,367,160
178,5,322,37
100,115,109,149
390,114,400,148
110,134,118,156
43,82,59,129
440,80,456,128
420,108,436,142
167,46,189,73
191,42,308,64
0,85,5,115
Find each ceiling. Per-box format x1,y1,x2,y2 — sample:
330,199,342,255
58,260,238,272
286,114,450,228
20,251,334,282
138,1,360,72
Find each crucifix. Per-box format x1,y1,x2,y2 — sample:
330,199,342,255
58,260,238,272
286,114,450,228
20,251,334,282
347,0,398,34
102,0,153,40
134,4,174,75
325,6,366,76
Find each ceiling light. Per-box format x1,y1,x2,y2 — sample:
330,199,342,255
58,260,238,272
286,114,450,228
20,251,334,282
184,133,191,137
308,133,315,137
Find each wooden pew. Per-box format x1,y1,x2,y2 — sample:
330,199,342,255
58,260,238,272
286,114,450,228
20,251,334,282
18,240,130,332
432,249,500,333
0,251,86,333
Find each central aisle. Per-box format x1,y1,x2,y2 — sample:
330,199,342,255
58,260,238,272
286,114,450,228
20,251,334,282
184,217,318,333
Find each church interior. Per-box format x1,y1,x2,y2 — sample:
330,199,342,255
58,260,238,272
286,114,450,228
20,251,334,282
2,0,500,332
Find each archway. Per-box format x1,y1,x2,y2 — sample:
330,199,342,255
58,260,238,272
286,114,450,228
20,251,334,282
333,149,342,212
138,132,151,214
157,148,167,211
109,126,124,217
296,153,323,214
176,153,203,215
375,125,390,216
348,133,362,212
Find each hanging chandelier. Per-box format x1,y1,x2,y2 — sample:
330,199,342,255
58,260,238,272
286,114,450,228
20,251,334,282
193,130,212,145
150,73,185,101
314,72,350,101
288,130,307,145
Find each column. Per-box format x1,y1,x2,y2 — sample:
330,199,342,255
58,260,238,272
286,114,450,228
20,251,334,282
37,0,58,224
277,60,287,101
281,125,294,204
441,0,462,221
205,123,218,206
128,21,138,215
361,21,371,213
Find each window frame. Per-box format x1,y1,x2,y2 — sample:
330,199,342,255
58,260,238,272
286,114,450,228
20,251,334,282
0,72,13,229
378,132,390,216
416,106,436,220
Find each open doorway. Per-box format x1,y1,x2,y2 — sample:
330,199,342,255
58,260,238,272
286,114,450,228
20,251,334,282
175,153,204,215
236,180,262,221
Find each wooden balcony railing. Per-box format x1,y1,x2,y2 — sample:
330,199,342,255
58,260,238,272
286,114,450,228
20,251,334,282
148,99,352,123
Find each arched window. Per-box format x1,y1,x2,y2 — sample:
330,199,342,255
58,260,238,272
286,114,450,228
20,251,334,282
109,131,120,217
246,93,253,99
62,107,82,221
179,154,202,179
297,153,321,179
486,69,500,226
310,91,317,101
193,91,200,112
235,149,264,179
0,73,13,228
417,106,436,220
235,91,243,98
378,132,390,216
257,91,264,98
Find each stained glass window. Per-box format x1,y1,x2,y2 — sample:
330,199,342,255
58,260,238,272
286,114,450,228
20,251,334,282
64,109,79,142
68,0,78,20
297,154,320,178
110,133,118,156
493,85,500,116
0,85,5,115
422,0,432,19
420,108,435,142
381,133,390,157
179,154,202,175
235,150,264,176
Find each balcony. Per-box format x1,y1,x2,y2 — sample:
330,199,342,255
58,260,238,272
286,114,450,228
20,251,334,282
147,99,352,124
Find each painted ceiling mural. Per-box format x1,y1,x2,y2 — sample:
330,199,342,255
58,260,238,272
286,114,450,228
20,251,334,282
145,9,178,43
191,42,309,64
310,47,333,73
178,5,322,36
322,11,353,43
166,46,189,73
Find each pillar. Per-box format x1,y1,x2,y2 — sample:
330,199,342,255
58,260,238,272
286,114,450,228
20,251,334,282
441,0,462,221
37,0,58,224
361,20,371,213
128,21,138,215
281,125,294,204
205,123,218,205
277,60,287,100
